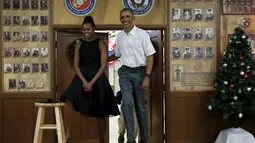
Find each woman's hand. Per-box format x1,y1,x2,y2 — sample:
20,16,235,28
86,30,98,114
83,82,93,92
75,40,81,48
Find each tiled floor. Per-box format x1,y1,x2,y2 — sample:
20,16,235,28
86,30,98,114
109,115,121,143
109,106,138,143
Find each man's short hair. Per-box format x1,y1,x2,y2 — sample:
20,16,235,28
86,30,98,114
120,8,134,16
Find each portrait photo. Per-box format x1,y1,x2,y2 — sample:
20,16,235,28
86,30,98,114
4,63,12,73
23,64,30,72
22,0,29,10
13,0,21,9
183,28,192,40
40,16,48,26
172,28,182,40
13,16,21,25
31,16,39,26
18,80,26,89
32,63,39,72
172,47,181,59
4,16,12,26
23,48,30,57
9,79,16,89
194,8,203,20
172,8,181,20
13,32,21,42
32,48,39,56
13,48,21,57
205,28,213,40
22,32,30,42
32,32,39,41
41,32,48,42
31,0,38,10
40,0,48,10
41,63,48,72
41,48,48,57
194,28,203,40
205,8,214,20
4,48,12,57
183,8,192,20
22,16,30,26
183,47,192,59
4,32,11,41
13,64,21,73
194,47,203,59
4,0,11,9
205,47,214,58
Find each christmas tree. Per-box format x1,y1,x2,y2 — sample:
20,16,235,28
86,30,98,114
207,27,255,126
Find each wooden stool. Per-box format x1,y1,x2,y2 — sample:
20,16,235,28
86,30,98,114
33,102,66,143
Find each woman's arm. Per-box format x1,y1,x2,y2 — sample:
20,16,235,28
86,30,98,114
90,39,108,85
74,40,88,85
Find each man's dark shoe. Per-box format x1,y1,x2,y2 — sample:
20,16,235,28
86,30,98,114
118,135,124,143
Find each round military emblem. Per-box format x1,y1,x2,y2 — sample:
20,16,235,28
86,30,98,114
123,0,153,16
65,0,96,16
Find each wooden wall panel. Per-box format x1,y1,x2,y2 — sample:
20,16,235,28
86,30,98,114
165,1,255,143
3,99,55,143
53,0,166,25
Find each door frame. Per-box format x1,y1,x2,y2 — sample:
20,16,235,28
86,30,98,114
53,24,168,142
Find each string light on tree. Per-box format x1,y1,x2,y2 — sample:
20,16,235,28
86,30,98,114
238,113,243,118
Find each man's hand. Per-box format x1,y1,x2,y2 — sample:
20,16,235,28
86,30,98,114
140,77,150,90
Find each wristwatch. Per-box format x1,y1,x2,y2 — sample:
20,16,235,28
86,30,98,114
145,74,151,78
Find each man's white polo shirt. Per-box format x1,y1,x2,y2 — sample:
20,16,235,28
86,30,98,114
115,25,156,68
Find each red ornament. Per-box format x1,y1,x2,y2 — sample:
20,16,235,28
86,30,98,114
244,74,248,78
230,84,234,88
253,57,255,60
213,83,217,88
253,71,255,75
240,56,244,60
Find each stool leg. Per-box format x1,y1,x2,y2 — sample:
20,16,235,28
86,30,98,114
55,107,66,143
59,107,66,142
33,107,45,143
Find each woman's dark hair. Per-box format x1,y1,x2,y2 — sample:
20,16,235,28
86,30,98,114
82,16,95,27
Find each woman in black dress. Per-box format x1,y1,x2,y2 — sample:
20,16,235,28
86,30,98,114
60,16,120,143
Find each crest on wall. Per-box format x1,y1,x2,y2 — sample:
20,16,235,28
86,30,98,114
238,16,252,29
65,0,96,16
123,0,154,16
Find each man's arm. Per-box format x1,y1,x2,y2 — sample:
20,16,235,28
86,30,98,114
108,34,121,62
145,55,154,75
108,54,119,62
142,33,156,76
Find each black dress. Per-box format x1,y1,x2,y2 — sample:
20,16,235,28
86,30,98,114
60,38,120,118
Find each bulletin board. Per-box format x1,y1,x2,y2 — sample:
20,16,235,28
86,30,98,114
169,0,218,91
1,0,51,92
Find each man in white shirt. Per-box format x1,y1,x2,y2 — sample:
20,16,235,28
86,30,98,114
109,8,156,143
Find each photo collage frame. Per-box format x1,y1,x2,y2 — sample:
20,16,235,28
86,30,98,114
170,0,217,91
2,0,51,92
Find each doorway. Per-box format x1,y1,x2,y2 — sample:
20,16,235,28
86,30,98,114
54,27,165,143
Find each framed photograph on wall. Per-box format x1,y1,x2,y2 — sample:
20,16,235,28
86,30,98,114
222,0,255,15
